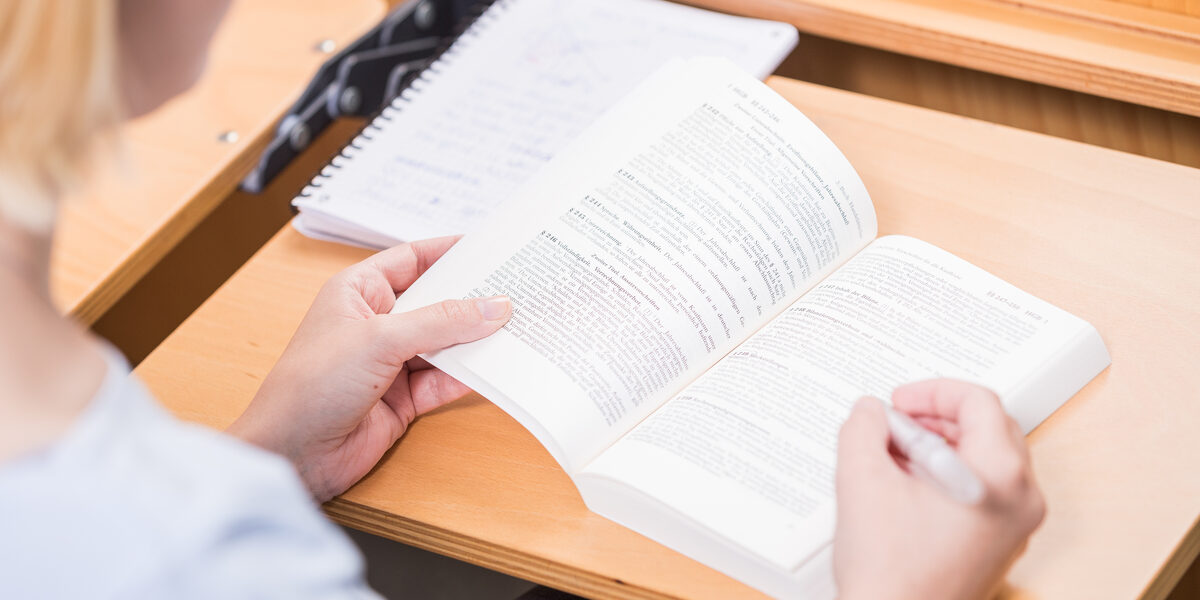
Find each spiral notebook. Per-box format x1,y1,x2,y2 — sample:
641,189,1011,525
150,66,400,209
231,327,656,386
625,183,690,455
291,0,799,247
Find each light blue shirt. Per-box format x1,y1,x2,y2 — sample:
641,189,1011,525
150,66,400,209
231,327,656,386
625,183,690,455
0,346,380,599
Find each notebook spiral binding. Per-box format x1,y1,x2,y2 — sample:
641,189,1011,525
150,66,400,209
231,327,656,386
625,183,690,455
297,0,506,201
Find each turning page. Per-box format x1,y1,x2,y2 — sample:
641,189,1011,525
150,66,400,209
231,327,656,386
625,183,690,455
391,58,877,472
578,235,1109,591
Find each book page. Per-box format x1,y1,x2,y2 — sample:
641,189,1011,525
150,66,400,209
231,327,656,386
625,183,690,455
391,58,876,473
292,0,799,245
580,235,1109,571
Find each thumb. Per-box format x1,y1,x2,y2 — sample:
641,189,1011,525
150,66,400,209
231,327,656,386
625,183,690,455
837,397,900,483
377,295,511,360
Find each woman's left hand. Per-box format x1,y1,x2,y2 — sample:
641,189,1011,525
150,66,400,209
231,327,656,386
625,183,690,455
228,236,511,501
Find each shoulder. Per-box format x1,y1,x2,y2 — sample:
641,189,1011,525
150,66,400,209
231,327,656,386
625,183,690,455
0,311,107,462
0,362,374,599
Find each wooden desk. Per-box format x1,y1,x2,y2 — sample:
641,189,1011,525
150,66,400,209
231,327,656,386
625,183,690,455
688,1,1200,178
691,0,1200,118
136,77,1200,599
50,0,382,325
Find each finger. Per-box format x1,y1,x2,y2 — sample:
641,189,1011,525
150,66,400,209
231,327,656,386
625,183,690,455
894,380,1030,496
891,379,993,419
912,416,962,443
892,379,1013,449
335,237,465,315
374,295,512,362
837,397,903,484
407,369,473,416
364,236,462,294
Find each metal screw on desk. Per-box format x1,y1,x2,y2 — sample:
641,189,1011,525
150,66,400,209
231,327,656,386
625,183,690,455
217,130,240,144
414,0,436,31
288,123,311,152
315,39,336,54
339,86,362,114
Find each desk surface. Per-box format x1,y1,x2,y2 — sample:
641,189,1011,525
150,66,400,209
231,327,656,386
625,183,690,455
137,76,1200,599
50,0,381,325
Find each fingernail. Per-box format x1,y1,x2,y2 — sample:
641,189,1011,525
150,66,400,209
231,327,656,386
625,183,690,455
476,295,511,321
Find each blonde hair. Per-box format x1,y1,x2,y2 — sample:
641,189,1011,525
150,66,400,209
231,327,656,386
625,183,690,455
0,0,121,232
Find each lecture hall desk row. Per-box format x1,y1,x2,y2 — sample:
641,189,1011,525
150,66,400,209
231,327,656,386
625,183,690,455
51,0,1200,599
53,0,1200,326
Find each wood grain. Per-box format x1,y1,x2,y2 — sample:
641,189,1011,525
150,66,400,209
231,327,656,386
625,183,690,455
776,32,1200,170
1108,0,1200,17
49,0,383,325
136,77,1200,599
1021,0,1200,26
688,0,1200,117
91,118,368,366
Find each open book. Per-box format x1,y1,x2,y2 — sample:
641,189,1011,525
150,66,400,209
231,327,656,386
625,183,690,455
391,58,1111,599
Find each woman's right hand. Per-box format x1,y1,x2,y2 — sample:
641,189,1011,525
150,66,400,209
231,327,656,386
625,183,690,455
832,379,1046,600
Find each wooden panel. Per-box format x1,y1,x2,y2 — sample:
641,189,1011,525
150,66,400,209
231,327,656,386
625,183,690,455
136,77,1200,599
1170,552,1200,600
1108,0,1200,17
775,32,1200,169
91,118,367,366
1018,0,1200,25
688,0,1200,117
50,0,383,325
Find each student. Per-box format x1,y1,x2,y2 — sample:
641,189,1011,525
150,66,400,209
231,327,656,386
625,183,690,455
0,1,1043,598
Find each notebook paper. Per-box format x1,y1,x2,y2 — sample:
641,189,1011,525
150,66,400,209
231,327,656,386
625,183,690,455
293,0,799,247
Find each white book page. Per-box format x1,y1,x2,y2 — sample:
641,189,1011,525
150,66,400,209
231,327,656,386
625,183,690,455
293,0,798,245
391,58,876,473
580,235,1109,572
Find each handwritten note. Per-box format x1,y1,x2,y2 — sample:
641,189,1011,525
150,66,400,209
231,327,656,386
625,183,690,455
293,0,798,246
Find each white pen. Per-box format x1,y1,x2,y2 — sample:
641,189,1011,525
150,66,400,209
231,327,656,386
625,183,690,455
884,405,986,505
